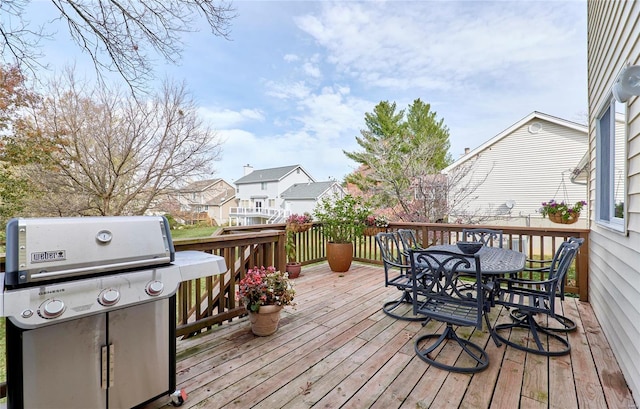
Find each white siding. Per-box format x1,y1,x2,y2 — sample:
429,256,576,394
588,1,640,404
448,116,588,227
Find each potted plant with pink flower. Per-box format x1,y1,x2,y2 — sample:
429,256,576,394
237,266,295,336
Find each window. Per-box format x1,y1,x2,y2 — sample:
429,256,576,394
596,97,626,231
261,182,267,190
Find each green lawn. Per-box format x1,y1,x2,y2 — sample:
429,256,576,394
170,225,220,240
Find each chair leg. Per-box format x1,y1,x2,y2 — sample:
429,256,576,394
494,311,571,356
415,324,489,373
382,291,426,322
509,309,577,332
484,311,502,347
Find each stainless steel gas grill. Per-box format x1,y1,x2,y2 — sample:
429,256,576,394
0,216,227,409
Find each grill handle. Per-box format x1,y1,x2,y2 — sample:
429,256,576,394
101,344,115,389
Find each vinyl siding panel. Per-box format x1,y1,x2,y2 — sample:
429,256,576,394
587,1,640,404
448,117,587,227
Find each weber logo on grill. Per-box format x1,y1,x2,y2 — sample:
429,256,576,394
31,251,66,263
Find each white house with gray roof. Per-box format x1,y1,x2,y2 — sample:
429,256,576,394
230,164,316,225
280,181,345,215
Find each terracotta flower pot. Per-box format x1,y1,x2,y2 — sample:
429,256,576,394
326,242,353,272
286,262,301,279
249,305,283,336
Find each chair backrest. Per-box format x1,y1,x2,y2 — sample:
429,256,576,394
375,232,410,285
408,249,484,329
568,237,585,247
462,228,503,248
397,229,420,252
547,241,581,295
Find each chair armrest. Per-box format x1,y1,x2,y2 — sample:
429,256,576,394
495,276,557,287
523,258,552,273
384,260,410,269
523,266,551,273
525,257,552,264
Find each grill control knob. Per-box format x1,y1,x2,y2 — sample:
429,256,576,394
98,288,121,306
146,281,164,296
39,299,65,319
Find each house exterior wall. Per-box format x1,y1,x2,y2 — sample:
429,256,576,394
446,116,588,227
588,1,640,404
208,199,236,226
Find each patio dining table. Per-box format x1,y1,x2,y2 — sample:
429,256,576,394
427,244,526,276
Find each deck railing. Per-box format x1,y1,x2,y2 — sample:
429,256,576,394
175,221,589,339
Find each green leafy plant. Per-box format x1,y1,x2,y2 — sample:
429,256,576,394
540,200,587,221
313,194,370,243
237,266,296,312
286,230,297,263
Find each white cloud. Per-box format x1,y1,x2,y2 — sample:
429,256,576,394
264,80,312,100
303,61,322,79
198,107,265,129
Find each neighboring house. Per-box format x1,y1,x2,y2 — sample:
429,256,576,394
280,181,346,215
442,112,588,228
175,179,236,226
230,164,316,225
587,2,640,404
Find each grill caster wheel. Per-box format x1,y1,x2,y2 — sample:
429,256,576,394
170,389,188,407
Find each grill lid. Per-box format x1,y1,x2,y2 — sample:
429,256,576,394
5,216,175,286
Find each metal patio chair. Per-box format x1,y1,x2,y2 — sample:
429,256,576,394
409,248,497,373
397,229,422,253
493,241,580,356
515,237,585,331
375,232,425,321
462,228,503,247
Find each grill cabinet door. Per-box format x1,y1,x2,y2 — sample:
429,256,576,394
107,298,171,408
21,314,107,409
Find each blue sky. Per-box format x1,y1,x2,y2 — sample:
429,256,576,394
20,0,587,184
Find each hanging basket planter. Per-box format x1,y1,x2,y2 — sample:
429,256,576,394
363,226,385,236
549,212,580,225
286,222,312,233
541,199,586,225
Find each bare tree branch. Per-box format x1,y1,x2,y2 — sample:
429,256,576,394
1,0,236,93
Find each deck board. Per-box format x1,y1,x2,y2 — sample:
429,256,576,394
143,262,637,409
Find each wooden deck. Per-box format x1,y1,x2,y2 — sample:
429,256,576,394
144,262,636,409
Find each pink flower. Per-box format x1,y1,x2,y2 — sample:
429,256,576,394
237,266,296,312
